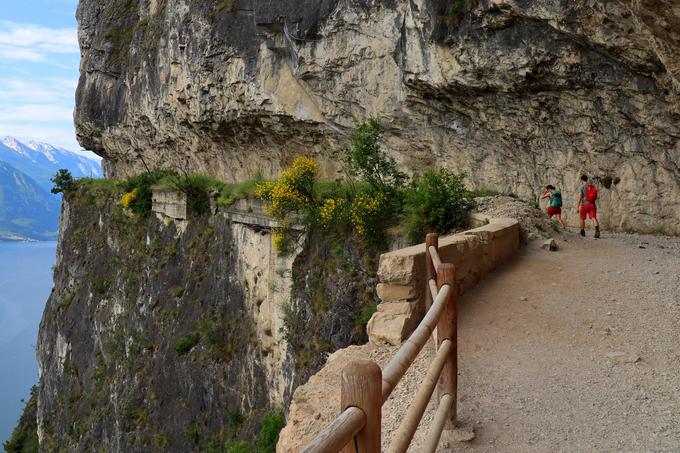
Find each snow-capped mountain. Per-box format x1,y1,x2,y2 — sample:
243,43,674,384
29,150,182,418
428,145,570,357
26,141,102,177
0,161,60,240
0,136,101,192
0,136,102,240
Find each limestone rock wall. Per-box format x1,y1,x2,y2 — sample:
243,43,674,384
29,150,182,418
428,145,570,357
76,0,680,234
33,185,378,451
36,187,301,451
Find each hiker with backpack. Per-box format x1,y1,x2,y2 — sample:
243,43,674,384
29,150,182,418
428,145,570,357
541,185,566,227
576,174,600,238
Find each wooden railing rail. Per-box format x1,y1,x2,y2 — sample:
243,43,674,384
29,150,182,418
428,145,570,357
381,283,451,401
387,339,453,453
303,233,458,453
302,407,365,453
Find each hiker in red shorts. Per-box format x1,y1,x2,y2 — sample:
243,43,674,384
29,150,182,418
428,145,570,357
576,174,600,238
541,185,566,227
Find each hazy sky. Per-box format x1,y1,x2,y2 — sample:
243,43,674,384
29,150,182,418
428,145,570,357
0,0,89,154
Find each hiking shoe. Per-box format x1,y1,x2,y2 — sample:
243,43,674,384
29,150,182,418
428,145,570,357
594,229,600,239
580,229,586,237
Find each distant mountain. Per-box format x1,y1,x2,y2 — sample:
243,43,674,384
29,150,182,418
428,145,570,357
0,161,60,240
0,137,101,193
0,137,101,240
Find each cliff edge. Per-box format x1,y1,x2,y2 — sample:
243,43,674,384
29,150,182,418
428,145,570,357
76,0,679,233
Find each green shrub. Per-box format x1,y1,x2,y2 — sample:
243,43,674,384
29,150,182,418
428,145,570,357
217,178,262,206
226,409,245,432
162,173,222,215
3,387,39,453
121,169,175,217
272,229,295,257
173,332,200,355
255,410,285,453
184,422,201,446
473,187,502,197
225,440,253,453
51,169,76,194
355,300,378,328
403,169,475,244
339,118,406,196
448,0,466,15
120,170,227,217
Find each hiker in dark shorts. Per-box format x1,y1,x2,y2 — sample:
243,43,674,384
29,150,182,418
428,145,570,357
541,185,565,227
576,174,600,238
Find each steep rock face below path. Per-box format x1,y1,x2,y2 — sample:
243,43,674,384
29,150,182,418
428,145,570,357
34,185,377,452
75,0,680,234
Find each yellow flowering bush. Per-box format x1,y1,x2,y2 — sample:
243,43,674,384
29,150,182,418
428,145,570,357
254,180,275,199
257,156,318,220
119,188,139,209
272,229,291,254
318,197,347,228
350,193,386,237
280,156,317,190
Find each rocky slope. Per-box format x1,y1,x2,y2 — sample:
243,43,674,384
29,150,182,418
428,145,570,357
76,0,679,234
32,184,377,452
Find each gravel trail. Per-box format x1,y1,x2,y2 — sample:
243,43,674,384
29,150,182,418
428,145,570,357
282,231,680,452
415,230,680,452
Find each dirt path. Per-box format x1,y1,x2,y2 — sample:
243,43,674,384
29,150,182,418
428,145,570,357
280,231,680,452
413,230,680,452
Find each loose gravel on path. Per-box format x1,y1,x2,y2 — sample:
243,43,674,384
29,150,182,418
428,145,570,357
408,230,680,452
283,231,680,452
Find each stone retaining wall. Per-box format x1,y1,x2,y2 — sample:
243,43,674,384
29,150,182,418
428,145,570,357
367,215,520,345
151,188,189,220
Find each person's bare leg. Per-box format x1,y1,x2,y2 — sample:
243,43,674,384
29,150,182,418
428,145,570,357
557,213,566,228
580,216,586,236
593,214,600,238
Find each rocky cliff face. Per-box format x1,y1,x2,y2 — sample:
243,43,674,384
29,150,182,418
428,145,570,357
37,188,272,451
75,0,679,234
33,185,376,451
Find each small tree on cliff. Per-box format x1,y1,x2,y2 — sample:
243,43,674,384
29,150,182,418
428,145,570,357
339,118,407,196
50,169,76,194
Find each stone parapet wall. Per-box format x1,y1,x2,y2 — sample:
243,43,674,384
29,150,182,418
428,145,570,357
367,215,519,345
151,188,189,220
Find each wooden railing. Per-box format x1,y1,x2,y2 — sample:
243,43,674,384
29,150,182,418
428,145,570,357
303,233,458,453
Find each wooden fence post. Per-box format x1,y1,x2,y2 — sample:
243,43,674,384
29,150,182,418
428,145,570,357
341,360,382,453
425,233,439,313
436,263,458,427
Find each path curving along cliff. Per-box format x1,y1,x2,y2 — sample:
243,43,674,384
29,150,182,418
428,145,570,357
75,0,680,234
279,230,680,452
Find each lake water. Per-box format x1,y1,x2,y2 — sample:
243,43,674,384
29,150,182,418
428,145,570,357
0,241,56,444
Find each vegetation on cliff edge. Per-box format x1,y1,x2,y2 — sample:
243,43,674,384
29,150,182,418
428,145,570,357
258,119,476,251
3,386,38,453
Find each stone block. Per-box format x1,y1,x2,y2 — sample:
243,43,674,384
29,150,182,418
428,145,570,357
377,248,424,285
367,301,420,345
376,283,417,302
152,188,188,220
